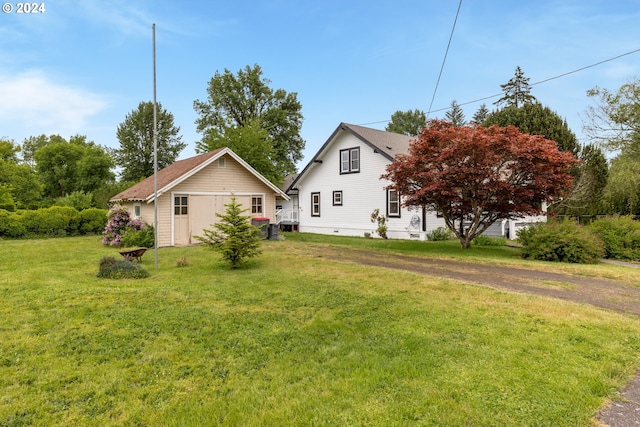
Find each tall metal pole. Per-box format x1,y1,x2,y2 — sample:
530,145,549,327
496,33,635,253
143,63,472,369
152,23,159,270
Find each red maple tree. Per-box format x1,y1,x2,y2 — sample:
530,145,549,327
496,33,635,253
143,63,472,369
382,120,579,248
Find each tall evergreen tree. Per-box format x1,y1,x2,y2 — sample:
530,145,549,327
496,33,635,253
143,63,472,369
444,100,466,127
494,66,536,108
471,103,490,124
116,101,185,182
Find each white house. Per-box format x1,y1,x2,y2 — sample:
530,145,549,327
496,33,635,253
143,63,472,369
285,122,546,240
286,123,446,239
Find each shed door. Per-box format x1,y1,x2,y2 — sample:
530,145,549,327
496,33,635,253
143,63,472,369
174,195,190,245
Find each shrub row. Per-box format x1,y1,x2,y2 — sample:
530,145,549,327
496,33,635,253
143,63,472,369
517,216,640,264
0,207,107,238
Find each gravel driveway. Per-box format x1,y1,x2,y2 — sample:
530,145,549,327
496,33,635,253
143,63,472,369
311,245,640,427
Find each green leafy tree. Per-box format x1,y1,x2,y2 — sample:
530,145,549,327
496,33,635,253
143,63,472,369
194,64,304,185
444,100,466,127
21,134,64,165
195,197,263,268
494,66,537,108
0,139,42,209
602,138,640,214
471,103,490,124
0,139,19,162
115,101,185,182
33,135,114,200
584,79,640,215
584,78,640,150
385,109,427,136
553,144,609,215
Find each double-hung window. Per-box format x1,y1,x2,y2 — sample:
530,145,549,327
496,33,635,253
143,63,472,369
333,191,343,206
340,147,360,174
311,192,321,217
387,189,400,217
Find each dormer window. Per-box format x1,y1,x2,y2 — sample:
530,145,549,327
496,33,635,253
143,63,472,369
340,147,360,174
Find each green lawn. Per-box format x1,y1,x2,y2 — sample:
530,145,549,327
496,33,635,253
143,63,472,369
1,235,639,426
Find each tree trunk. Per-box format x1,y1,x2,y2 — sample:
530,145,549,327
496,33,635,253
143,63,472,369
459,235,472,249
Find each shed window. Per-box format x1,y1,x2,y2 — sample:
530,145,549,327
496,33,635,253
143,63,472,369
252,196,263,214
134,203,141,218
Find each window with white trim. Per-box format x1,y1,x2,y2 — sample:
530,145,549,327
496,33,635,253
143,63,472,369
133,203,141,218
333,191,343,206
174,196,188,215
340,147,360,174
387,189,400,217
252,196,263,214
311,192,320,217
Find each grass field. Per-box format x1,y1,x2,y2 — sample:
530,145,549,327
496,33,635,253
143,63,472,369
1,234,639,426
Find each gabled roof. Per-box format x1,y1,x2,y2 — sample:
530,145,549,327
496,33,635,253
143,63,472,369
110,147,289,203
340,123,414,160
290,122,414,190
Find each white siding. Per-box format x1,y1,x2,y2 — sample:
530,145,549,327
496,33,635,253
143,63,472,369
297,131,446,239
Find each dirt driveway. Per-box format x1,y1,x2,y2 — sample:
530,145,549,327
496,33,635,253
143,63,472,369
312,245,640,427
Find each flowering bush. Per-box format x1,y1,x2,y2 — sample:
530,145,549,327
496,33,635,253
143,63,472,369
102,205,144,246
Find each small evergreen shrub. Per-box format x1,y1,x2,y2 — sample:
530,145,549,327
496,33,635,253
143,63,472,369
97,256,149,279
589,216,640,261
517,221,604,264
473,235,507,246
120,224,155,248
426,227,454,241
195,197,262,268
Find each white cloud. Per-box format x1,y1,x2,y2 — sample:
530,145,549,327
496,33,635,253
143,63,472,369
0,70,108,138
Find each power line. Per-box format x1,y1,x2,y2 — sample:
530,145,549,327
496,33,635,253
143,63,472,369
426,0,463,119
360,46,640,125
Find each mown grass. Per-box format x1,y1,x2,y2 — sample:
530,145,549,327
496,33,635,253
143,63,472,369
1,235,639,426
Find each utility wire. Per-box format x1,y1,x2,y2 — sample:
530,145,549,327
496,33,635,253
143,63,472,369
426,0,463,119
360,46,640,125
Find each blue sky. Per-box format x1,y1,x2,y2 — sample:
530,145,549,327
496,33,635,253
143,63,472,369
1,0,639,168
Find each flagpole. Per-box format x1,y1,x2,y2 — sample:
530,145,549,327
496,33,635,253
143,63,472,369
152,23,159,270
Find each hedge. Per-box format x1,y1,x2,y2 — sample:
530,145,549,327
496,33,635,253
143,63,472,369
0,207,107,238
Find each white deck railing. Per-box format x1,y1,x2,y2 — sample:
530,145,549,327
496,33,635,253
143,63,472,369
276,209,299,224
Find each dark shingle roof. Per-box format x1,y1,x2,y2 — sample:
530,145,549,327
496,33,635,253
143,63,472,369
340,123,414,159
